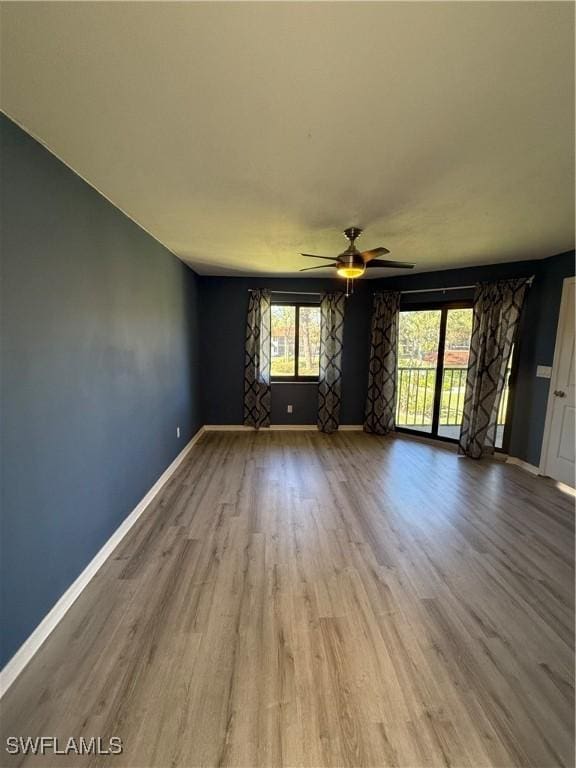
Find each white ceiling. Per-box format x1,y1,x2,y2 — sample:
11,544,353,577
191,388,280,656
1,1,574,276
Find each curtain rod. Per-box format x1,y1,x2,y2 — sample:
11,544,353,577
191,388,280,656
392,275,535,295
401,284,476,295
248,289,322,296
397,284,471,294
249,275,535,297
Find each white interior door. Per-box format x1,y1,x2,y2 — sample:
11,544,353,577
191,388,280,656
542,277,575,487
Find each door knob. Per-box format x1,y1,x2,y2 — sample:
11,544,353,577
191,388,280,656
554,390,566,397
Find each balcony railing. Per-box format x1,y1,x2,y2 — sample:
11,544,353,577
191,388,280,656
396,367,510,429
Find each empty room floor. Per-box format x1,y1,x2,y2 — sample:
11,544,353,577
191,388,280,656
1,431,574,768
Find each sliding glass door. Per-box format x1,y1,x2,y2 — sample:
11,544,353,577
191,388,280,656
397,309,442,435
437,307,473,439
397,303,511,446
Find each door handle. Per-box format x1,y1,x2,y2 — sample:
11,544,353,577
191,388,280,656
554,390,566,397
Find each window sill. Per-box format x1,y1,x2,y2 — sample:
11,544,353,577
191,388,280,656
271,381,319,385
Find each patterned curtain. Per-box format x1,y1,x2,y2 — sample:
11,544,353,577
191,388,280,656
318,292,346,433
243,289,271,429
459,278,530,458
364,291,401,435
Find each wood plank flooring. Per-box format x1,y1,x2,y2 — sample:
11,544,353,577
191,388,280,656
1,431,574,767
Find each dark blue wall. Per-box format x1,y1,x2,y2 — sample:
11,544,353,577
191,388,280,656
508,251,575,465
199,276,372,426
199,253,574,466
0,115,202,666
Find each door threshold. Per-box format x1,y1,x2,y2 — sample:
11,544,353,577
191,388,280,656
393,431,458,451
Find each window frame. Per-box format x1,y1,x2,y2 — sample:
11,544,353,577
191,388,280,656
395,300,474,444
270,301,321,382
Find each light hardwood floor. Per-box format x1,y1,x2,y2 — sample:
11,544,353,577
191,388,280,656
1,431,574,768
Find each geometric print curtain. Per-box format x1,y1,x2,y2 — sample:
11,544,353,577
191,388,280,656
317,292,346,434
364,291,401,435
243,289,272,429
459,278,530,458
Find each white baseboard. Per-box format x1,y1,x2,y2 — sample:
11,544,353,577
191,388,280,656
204,424,363,432
0,426,206,697
506,456,540,475
507,457,576,495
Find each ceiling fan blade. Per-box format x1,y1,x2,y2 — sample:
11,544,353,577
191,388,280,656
360,246,390,262
300,254,339,261
299,264,335,272
365,260,415,269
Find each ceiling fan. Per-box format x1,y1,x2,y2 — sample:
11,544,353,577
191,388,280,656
300,227,414,290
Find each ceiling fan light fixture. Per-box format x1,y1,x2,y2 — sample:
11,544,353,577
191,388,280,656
337,250,366,278
337,265,365,278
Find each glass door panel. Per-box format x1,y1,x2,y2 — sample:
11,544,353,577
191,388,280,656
438,308,473,439
396,310,442,434
495,345,514,449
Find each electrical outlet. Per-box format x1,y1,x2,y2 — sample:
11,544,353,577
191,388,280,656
536,365,552,379
287,404,293,414
176,426,180,438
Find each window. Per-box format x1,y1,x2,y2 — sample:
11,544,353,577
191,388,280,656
271,303,320,380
